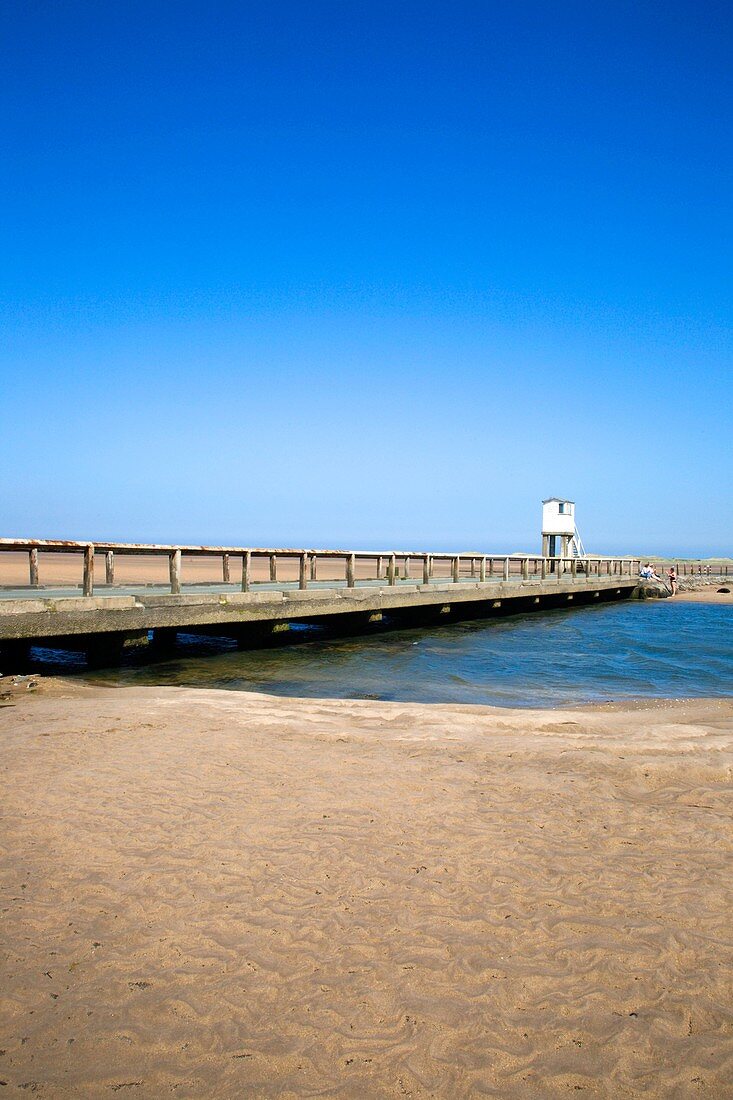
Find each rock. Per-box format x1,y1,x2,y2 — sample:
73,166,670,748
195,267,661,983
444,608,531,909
631,580,671,600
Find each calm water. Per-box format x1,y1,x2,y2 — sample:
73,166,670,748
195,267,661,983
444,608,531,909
71,600,733,708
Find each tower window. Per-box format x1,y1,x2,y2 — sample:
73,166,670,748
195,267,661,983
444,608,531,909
558,503,566,514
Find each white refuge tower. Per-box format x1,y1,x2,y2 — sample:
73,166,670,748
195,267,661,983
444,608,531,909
541,498,586,560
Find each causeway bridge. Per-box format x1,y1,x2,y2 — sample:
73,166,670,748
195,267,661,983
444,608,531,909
0,538,723,667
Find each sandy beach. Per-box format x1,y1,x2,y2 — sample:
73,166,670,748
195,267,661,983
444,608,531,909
1,683,732,1097
674,589,733,604
0,552,456,588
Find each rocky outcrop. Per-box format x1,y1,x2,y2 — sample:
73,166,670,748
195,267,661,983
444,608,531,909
631,579,671,599
677,577,725,593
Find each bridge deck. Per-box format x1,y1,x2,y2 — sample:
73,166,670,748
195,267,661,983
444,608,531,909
0,574,638,649
0,539,651,662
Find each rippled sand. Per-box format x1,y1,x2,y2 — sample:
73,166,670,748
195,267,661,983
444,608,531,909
1,685,732,1097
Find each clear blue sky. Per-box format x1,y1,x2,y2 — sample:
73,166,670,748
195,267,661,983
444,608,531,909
2,1,731,555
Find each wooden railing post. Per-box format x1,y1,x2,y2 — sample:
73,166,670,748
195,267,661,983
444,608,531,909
422,555,430,585
541,556,547,580
346,553,356,588
169,549,181,595
479,556,486,582
83,544,95,596
503,557,509,581
299,553,309,590
571,557,577,580
105,550,115,585
376,555,384,579
403,555,411,580
489,557,494,576
452,556,460,582
222,554,231,583
241,550,251,592
269,554,277,582
388,554,396,586
310,555,317,581
29,548,39,587
522,557,529,580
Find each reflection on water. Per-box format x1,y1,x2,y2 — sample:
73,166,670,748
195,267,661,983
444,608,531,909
64,600,733,708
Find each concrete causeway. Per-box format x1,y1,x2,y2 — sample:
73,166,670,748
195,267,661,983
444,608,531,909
0,538,646,665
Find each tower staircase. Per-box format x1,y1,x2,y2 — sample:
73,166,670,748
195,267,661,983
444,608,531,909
570,526,586,559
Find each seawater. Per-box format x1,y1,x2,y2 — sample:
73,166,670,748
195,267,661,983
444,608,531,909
76,599,733,708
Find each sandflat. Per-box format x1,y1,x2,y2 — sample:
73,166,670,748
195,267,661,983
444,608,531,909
1,684,732,1097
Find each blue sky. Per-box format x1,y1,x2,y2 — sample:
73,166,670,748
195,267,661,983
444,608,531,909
2,1,731,555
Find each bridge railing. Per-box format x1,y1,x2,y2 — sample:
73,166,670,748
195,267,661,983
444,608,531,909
0,539,657,598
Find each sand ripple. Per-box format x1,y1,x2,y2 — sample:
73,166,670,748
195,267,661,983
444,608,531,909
1,686,732,1097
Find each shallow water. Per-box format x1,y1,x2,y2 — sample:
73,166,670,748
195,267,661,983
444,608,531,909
71,599,733,708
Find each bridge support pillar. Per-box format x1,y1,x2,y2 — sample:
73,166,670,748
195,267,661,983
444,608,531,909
151,627,178,653
86,630,150,668
0,639,32,673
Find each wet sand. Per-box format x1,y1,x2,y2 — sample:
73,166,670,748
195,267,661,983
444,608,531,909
1,684,732,1097
674,589,733,605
